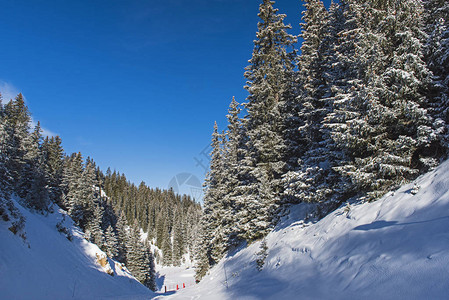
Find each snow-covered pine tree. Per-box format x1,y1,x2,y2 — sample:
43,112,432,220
2,94,31,194
88,202,105,250
126,220,142,278
211,128,230,262
319,0,381,201
0,94,13,199
142,240,157,291
424,0,449,142
328,0,440,200
241,0,296,241
82,157,97,201
62,152,85,224
317,0,370,206
42,136,64,205
126,220,156,290
105,225,119,259
184,204,201,262
282,0,331,207
289,0,374,212
195,122,227,278
221,97,246,248
171,208,184,266
115,210,128,263
194,218,213,281
200,122,227,263
0,106,18,219
296,0,329,139
161,217,172,265
20,122,50,211
155,210,165,249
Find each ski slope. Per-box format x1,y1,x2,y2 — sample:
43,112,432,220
164,160,449,299
0,198,154,300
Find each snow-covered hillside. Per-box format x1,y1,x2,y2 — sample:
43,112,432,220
165,160,449,300
0,198,154,300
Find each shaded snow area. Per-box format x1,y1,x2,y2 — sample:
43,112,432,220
165,160,449,300
0,199,153,300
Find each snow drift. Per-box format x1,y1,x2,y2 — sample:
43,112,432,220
165,160,449,299
0,198,154,300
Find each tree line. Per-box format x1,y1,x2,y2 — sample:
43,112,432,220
196,0,449,280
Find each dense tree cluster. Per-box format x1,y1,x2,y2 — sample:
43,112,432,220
196,0,449,280
102,169,202,266
0,94,201,290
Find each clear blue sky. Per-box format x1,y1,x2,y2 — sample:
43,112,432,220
0,0,330,197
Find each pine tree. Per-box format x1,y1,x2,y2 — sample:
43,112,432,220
221,97,245,247
142,241,157,291
327,0,439,200
0,94,13,199
126,220,157,290
171,209,183,266
42,136,64,204
3,94,31,193
282,0,332,207
194,218,213,281
424,0,449,141
89,203,105,249
155,211,165,250
296,0,329,136
105,225,119,259
161,218,172,265
241,0,296,239
126,220,143,277
199,122,226,267
62,152,85,224
115,210,128,263
21,122,50,211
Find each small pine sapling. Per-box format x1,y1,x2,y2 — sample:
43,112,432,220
256,239,268,272
344,202,351,218
411,184,420,195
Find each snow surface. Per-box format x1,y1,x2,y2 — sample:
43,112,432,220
156,266,196,293
0,199,154,300
163,160,449,300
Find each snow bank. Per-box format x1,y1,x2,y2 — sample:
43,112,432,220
164,160,449,299
0,199,154,300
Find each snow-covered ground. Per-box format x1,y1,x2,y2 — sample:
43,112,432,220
155,266,196,294
0,198,154,300
164,160,449,299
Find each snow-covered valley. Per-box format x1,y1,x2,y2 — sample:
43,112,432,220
3,159,449,299
0,195,200,299
164,159,449,300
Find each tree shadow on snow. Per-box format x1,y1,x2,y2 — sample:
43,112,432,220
156,273,165,290
354,216,449,231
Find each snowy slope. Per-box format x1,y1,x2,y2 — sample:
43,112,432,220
164,160,449,300
0,199,154,300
